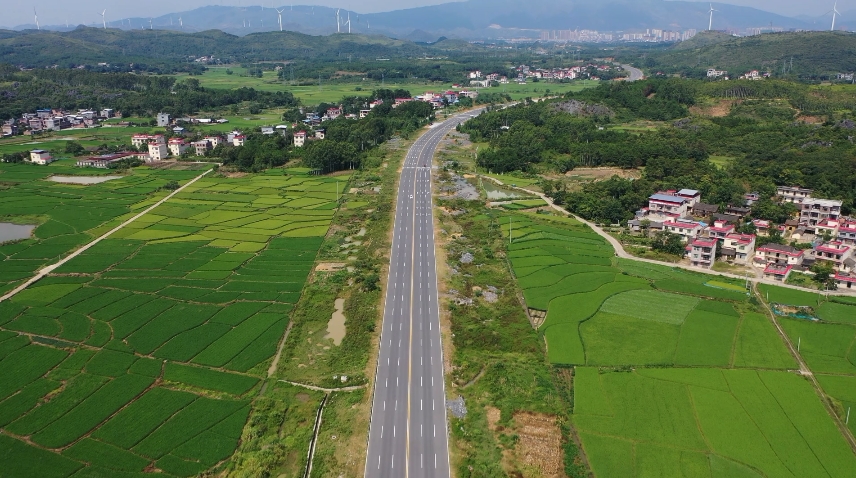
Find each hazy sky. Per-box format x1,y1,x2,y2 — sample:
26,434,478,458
4,0,851,28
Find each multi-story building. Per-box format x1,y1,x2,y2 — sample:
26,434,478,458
148,142,168,161
754,244,804,267
191,140,210,156
721,233,756,264
203,136,222,148
156,113,170,127
647,193,691,218
707,220,735,240
764,264,793,282
294,131,307,147
689,237,717,269
838,220,856,245
131,134,165,148
168,138,188,157
776,186,812,203
663,220,703,242
29,149,54,165
800,198,843,232
813,241,853,271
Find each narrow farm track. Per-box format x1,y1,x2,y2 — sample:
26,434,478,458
0,168,214,304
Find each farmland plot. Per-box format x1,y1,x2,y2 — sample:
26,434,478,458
574,368,856,477
0,161,201,295
504,215,789,368
0,170,344,476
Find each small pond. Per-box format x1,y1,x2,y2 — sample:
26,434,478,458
48,175,123,185
0,223,36,243
482,181,523,200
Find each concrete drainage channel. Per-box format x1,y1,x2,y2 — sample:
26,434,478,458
303,393,329,478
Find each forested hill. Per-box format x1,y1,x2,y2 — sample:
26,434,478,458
644,31,856,80
0,27,446,70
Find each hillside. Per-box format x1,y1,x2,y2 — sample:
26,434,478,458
0,27,434,69
648,31,856,78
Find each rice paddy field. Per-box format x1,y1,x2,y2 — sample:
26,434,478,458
0,160,202,296
0,168,344,477
500,213,856,476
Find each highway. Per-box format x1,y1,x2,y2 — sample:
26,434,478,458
365,109,482,478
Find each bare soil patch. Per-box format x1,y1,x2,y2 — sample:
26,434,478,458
315,262,347,272
566,167,641,181
797,115,824,124
690,99,737,117
513,412,564,478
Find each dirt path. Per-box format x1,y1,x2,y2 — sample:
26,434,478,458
0,169,214,304
753,282,856,454
278,380,367,393
481,174,856,298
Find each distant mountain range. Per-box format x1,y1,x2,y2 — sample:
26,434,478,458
3,0,829,41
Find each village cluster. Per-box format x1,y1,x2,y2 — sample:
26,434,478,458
467,63,618,85
629,186,856,289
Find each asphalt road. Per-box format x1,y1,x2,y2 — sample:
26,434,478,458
365,110,483,478
621,63,644,81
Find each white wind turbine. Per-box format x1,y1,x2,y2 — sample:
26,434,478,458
34,8,40,30
346,12,351,33
336,9,341,33
708,3,717,31
179,17,183,28
149,18,153,30
829,1,842,31
99,10,106,29
276,8,284,31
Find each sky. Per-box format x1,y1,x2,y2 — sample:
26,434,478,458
4,0,852,28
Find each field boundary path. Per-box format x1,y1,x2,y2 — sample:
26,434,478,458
481,175,856,297
278,380,367,393
0,168,214,303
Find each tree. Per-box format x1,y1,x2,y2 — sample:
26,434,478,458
64,141,85,156
303,140,358,173
651,231,686,256
810,260,836,289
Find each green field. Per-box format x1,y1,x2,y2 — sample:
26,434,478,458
0,168,344,476
0,160,203,295
503,214,791,368
182,67,599,104
575,367,856,477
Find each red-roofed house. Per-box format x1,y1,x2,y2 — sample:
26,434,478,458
707,220,735,240
648,193,691,218
29,149,53,165
232,135,246,147
837,220,856,245
168,138,188,157
393,98,414,107
813,241,853,271
722,233,756,264
131,134,165,148
688,237,717,269
835,273,856,289
754,244,804,267
663,220,703,242
764,264,793,282
752,219,771,236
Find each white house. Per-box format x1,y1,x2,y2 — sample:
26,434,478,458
754,243,804,267
294,130,307,147
29,149,54,165
148,142,168,161
721,233,756,264
663,220,703,242
168,138,188,157
689,237,717,269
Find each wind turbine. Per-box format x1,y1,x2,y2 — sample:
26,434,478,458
34,8,40,30
276,8,284,31
99,10,107,29
829,1,842,31
179,17,183,28
346,12,351,33
708,3,717,31
149,18,153,30
336,9,341,33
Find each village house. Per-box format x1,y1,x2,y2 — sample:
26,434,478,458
204,136,222,148
393,98,414,108
835,273,856,289
813,241,854,272
688,237,717,269
764,264,793,282
646,192,691,218
721,233,756,264
131,134,165,148
744,192,761,206
707,220,735,240
168,138,188,157
29,149,54,165
752,219,771,236
314,129,325,140
76,152,143,168
692,203,719,218
191,140,210,156
838,220,856,245
663,219,703,242
232,135,245,147
294,131,307,147
776,186,812,203
148,142,168,161
359,109,371,119
754,243,804,267
800,198,843,232
156,113,170,127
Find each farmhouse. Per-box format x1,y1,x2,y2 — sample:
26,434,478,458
29,149,54,165
707,220,735,240
688,237,717,269
294,131,307,147
663,220,703,242
754,243,804,267
76,152,140,168
148,142,168,161
721,233,756,265
799,198,842,232
763,264,793,282
776,185,812,203
168,138,188,156
647,192,691,218
838,220,856,244
812,241,853,271
131,134,165,148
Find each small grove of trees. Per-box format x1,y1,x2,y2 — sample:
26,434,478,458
810,261,837,289
651,231,686,256
303,140,359,173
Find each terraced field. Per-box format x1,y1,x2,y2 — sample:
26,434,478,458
0,169,344,477
0,161,203,296
500,213,856,476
